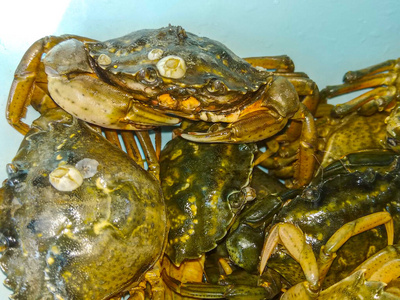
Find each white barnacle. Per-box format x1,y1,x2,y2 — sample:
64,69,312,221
49,165,83,191
75,158,99,178
156,55,186,79
97,53,112,66
255,66,267,72
148,48,164,60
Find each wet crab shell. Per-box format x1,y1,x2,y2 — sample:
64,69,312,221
0,108,167,299
159,122,257,266
87,25,268,100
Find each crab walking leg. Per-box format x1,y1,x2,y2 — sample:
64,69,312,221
7,35,98,134
343,58,400,82
332,85,397,117
161,270,279,299
281,75,320,140
259,223,320,293
321,71,398,116
136,131,160,180
120,131,146,169
153,128,162,160
351,244,400,283
317,211,394,286
323,72,398,99
290,104,318,187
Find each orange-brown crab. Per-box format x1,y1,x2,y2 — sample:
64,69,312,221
7,25,318,187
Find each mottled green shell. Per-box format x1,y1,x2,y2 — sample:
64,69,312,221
0,108,166,299
160,123,257,265
88,25,267,93
267,151,400,288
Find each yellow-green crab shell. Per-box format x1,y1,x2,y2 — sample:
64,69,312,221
0,108,167,299
160,122,257,266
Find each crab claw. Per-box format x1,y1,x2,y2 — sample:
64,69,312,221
181,111,288,143
180,127,236,142
47,74,181,130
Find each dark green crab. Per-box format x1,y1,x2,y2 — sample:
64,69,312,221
159,122,257,266
162,151,400,299
0,108,167,299
259,150,400,298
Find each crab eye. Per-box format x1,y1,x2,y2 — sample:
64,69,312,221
137,67,159,86
207,79,227,94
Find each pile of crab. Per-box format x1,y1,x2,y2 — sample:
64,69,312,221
2,25,400,299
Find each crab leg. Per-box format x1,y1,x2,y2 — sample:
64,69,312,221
120,131,146,168
259,223,320,293
343,58,400,83
331,86,396,117
321,67,399,117
317,211,394,285
136,131,160,180
281,75,320,143
161,270,279,299
350,244,400,283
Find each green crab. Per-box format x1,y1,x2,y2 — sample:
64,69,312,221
160,151,400,299
160,164,291,299
320,58,400,152
7,25,318,187
0,108,167,299
159,122,257,266
260,150,400,299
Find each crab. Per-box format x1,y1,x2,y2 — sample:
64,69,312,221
158,151,291,299
320,58,400,153
0,108,167,299
259,150,400,298
159,121,257,266
7,25,319,187
159,151,400,299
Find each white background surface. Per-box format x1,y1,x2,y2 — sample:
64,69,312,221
0,0,400,297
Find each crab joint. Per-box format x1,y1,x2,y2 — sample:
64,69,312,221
156,55,186,79
49,165,84,191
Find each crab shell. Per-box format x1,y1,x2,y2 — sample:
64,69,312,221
0,108,167,299
81,25,268,109
159,122,257,265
